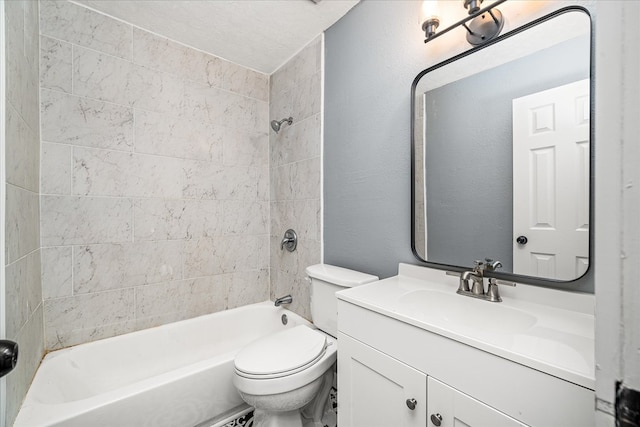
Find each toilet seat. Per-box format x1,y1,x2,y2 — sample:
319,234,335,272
235,325,328,379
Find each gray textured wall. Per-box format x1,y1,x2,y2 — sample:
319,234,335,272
323,1,594,292
425,36,589,272
324,1,425,279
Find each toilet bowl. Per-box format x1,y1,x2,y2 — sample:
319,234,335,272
232,264,378,427
233,325,337,427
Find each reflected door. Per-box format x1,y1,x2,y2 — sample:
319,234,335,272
512,79,590,280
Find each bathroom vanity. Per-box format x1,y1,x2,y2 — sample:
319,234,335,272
336,264,594,427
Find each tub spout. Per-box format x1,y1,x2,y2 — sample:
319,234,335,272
274,295,293,306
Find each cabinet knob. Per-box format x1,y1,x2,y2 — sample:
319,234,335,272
430,413,443,426
516,235,528,245
406,398,417,410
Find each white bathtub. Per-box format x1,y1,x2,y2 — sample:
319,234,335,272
14,301,308,427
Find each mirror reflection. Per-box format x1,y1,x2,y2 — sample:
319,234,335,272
412,9,591,281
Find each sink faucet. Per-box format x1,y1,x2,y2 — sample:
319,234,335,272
447,259,515,302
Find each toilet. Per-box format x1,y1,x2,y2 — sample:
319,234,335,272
233,264,378,427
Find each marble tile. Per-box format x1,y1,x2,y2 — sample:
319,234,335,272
73,147,183,198
5,184,39,264
183,81,262,132
41,89,134,151
6,103,39,192
271,36,321,97
227,269,270,309
182,160,259,201
256,234,271,271
271,158,321,202
183,236,259,278
134,276,226,324
6,306,44,427
133,199,223,241
132,28,224,90
5,250,42,340
41,246,73,300
40,35,72,93
271,200,321,242
41,142,72,195
292,72,322,122
291,158,321,200
257,165,270,202
223,64,269,102
183,276,228,317
222,129,268,167
73,46,183,113
40,195,132,246
270,114,321,167
223,201,269,235
44,289,136,350
40,0,133,60
6,0,40,132
73,241,183,294
134,109,224,162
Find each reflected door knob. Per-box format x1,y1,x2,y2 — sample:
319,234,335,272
0,340,18,378
516,235,528,245
406,398,417,410
430,413,443,426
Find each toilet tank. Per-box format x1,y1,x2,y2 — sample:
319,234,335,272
305,264,378,337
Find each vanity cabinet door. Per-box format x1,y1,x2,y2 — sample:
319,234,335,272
427,377,527,427
338,333,427,427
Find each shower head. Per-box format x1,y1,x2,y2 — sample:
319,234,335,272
271,117,293,133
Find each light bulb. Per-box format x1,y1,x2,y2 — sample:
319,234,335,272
421,0,439,21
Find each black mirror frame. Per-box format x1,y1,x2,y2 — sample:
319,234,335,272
410,6,594,287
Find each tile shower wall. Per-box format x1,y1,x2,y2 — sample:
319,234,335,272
4,1,44,425
39,0,270,350
269,37,323,319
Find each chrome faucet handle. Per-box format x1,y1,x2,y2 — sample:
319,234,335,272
484,259,502,271
486,278,516,302
473,259,485,273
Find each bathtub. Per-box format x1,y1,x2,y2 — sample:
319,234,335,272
14,301,308,427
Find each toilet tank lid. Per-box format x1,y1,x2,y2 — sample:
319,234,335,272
305,264,378,288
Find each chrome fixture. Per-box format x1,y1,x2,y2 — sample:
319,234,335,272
421,0,506,46
270,116,293,133
406,398,417,410
447,258,515,302
281,229,298,252
274,294,293,307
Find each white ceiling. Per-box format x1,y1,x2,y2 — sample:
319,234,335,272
74,0,360,75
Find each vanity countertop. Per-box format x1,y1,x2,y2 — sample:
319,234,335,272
337,263,595,390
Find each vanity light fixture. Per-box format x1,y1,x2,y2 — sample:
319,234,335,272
421,0,507,46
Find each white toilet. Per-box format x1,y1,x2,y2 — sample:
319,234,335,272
233,264,378,427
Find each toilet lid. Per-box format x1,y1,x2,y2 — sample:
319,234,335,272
235,325,327,377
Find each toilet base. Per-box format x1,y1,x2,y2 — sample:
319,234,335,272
248,368,336,427
253,408,303,427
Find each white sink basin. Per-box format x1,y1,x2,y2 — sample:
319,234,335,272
337,263,595,390
394,289,537,335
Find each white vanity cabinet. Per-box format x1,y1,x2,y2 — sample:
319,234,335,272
338,333,427,427
339,332,525,427
427,377,526,427
336,266,595,427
